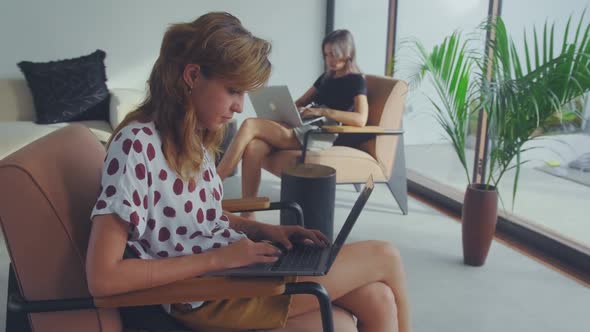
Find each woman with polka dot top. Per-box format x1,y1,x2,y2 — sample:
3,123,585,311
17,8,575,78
86,12,411,332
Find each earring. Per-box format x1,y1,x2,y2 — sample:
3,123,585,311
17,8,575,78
188,86,193,96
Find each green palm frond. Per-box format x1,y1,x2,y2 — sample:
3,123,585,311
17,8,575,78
411,32,477,184
409,12,590,208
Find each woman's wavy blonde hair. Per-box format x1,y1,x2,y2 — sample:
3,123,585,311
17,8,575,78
111,12,271,179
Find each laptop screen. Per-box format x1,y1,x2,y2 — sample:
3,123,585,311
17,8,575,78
327,176,374,266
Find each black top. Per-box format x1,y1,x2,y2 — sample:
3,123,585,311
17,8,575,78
312,73,367,111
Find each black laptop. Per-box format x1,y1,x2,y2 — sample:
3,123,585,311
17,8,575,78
205,176,374,277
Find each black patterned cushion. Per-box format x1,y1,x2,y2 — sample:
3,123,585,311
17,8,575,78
17,50,110,124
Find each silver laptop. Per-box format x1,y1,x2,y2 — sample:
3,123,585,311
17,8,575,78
249,85,325,127
204,176,374,277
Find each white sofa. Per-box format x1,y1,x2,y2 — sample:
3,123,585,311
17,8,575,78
0,79,144,159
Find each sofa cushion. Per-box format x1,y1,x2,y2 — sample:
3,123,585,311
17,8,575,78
17,50,110,124
0,121,112,159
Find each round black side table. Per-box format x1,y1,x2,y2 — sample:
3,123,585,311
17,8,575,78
280,163,336,242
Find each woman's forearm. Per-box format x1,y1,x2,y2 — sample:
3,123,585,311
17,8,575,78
88,251,222,297
321,108,367,127
87,214,224,297
226,212,267,240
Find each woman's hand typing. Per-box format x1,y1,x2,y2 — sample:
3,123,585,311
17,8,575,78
256,224,330,251
300,107,325,118
211,238,281,270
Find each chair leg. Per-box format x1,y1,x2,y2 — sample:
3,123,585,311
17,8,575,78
387,136,408,215
284,282,334,332
353,184,362,192
7,264,31,332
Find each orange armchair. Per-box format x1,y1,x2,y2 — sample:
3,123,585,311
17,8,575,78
262,75,409,215
0,125,356,332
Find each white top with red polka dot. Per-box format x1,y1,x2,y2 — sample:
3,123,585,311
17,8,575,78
91,121,246,310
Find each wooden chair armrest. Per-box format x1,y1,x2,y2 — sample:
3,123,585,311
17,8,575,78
222,197,270,212
321,125,386,133
94,277,285,308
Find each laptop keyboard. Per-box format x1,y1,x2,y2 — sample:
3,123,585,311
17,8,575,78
272,245,327,271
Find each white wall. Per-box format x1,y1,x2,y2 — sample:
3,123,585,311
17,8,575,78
334,0,389,76
0,0,326,121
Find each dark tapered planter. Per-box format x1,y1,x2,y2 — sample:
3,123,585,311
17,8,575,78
462,183,498,266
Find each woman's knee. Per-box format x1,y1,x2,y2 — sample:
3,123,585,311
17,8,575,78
243,139,270,160
367,240,402,264
239,118,262,137
357,282,398,321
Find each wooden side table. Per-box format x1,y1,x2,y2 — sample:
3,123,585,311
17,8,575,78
280,163,336,241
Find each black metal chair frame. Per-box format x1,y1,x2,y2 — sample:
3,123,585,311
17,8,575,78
5,201,335,332
300,128,408,215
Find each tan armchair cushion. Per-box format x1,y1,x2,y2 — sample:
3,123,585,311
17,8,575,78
264,146,388,183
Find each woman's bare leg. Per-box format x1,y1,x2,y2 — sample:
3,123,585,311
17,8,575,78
217,118,300,179
287,241,411,332
332,282,397,332
239,138,273,219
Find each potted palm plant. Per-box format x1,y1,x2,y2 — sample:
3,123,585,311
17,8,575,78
409,14,590,266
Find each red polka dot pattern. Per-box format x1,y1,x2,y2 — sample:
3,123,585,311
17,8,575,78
203,169,211,182
189,231,202,239
163,207,176,218
107,158,119,175
158,227,170,241
147,219,156,230
184,201,193,213
140,239,151,249
105,185,116,197
133,191,141,206
133,140,143,153
93,122,245,267
147,144,156,161
130,212,140,226
135,163,146,180
196,209,204,223
159,170,167,181
122,139,132,155
173,179,183,195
